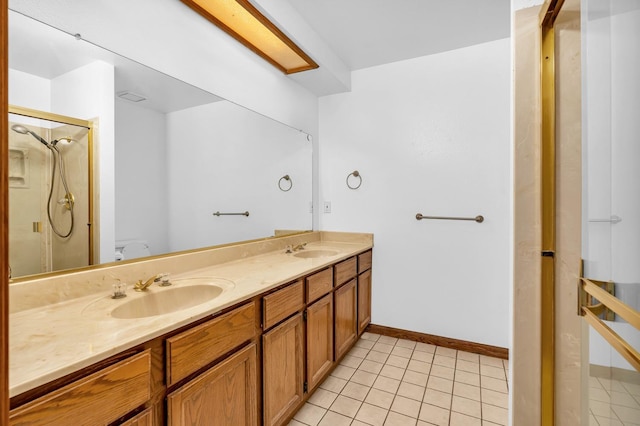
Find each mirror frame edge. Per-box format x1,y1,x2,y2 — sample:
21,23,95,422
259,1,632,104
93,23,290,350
2,0,10,422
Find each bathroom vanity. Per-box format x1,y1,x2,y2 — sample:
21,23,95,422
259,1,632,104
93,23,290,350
8,232,373,425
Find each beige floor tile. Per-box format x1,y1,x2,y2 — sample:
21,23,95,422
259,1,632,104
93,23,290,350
610,391,640,409
411,350,434,363
456,359,480,374
430,365,455,381
293,403,327,426
378,336,399,345
360,359,384,375
590,387,612,403
457,351,480,363
361,332,381,341
318,410,352,426
349,347,370,359
419,403,450,426
481,388,508,409
341,381,371,401
598,378,628,393
391,395,422,418
356,339,376,350
396,339,418,350
373,342,396,354
381,364,407,380
450,411,482,426
351,369,378,387
422,388,452,409
308,388,339,409
387,354,411,369
590,376,605,390
367,350,391,363
392,346,415,359
502,359,509,370
623,382,640,396
374,375,402,394
480,364,506,380
455,370,481,387
480,355,505,368
331,365,356,381
593,415,624,426
611,404,640,423
384,411,418,426
287,420,306,426
482,403,508,425
319,375,348,393
341,355,364,369
427,376,453,394
407,359,432,375
480,376,508,394
365,388,395,410
330,395,362,417
355,402,389,426
590,399,615,418
435,346,457,358
453,382,481,401
433,355,456,369
397,381,426,401
404,370,429,387
352,422,370,426
452,395,481,418
415,342,437,354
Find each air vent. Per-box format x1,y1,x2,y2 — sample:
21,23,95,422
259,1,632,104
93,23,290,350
117,91,146,102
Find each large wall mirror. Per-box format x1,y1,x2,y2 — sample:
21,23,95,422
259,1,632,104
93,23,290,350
8,10,313,279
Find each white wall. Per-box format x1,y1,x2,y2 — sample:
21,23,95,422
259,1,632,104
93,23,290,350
51,61,116,263
166,101,312,252
318,39,511,347
8,69,50,111
114,100,169,256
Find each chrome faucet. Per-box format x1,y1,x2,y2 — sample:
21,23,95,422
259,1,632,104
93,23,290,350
134,274,162,292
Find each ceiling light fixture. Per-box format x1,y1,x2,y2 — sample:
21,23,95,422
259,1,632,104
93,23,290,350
180,0,318,74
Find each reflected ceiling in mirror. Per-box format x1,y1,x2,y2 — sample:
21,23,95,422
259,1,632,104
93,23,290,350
8,10,313,280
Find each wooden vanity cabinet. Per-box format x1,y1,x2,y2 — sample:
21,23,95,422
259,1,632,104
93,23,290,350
334,279,358,360
167,344,257,426
10,350,152,426
306,294,334,392
357,251,373,335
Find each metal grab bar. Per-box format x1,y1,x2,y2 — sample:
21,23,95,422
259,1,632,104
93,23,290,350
416,213,484,223
588,215,622,224
580,277,640,371
212,211,250,217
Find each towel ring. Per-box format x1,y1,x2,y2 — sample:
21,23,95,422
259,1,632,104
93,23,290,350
278,174,293,192
346,170,362,190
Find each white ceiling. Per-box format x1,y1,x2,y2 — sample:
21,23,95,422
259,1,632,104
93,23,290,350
283,0,511,71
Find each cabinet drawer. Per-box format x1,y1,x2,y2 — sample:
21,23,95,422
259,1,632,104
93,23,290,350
263,279,304,330
10,350,151,426
166,301,256,386
306,268,333,303
358,250,372,273
335,256,357,286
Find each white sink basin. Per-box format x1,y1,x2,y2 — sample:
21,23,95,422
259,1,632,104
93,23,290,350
83,277,234,319
293,249,338,259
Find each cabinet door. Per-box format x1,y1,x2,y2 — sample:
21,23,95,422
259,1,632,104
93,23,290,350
167,344,257,426
263,314,304,426
306,294,334,391
358,269,372,335
334,279,358,360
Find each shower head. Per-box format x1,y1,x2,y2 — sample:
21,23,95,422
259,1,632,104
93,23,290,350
11,124,51,147
51,137,75,147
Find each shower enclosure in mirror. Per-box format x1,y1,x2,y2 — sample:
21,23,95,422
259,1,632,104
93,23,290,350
8,9,312,279
581,0,640,423
8,109,93,277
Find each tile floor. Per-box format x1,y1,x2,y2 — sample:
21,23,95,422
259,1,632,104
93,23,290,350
289,332,509,426
588,374,640,425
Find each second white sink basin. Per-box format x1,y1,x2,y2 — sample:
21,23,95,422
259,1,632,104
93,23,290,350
293,249,338,259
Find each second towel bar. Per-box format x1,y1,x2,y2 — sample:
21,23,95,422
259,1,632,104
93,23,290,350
416,213,484,223
213,211,250,217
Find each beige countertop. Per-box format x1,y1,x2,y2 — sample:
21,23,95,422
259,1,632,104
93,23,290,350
9,237,372,398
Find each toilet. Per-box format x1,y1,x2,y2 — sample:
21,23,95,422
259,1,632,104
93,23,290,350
115,240,151,261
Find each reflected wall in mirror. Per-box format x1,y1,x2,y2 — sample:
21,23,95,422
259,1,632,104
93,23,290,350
8,10,312,279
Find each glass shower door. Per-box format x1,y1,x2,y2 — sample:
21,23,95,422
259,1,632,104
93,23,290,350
581,0,640,424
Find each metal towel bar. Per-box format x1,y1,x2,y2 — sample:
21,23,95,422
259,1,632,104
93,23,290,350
416,213,484,223
212,211,250,217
